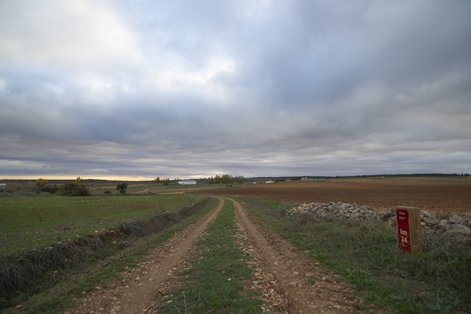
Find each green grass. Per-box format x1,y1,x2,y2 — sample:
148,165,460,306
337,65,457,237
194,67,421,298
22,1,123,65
157,199,262,314
238,197,471,314
0,194,202,254
5,198,219,314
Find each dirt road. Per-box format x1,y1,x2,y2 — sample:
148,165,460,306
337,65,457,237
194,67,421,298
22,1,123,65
66,198,224,314
64,197,372,313
232,198,369,313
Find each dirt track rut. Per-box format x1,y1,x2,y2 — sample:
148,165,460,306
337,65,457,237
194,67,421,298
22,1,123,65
232,198,370,313
65,197,373,314
66,198,223,314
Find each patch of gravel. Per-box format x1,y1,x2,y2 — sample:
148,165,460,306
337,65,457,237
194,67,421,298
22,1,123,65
234,220,290,313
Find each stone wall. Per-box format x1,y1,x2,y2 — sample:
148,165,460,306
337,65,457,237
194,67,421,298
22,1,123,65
289,202,471,240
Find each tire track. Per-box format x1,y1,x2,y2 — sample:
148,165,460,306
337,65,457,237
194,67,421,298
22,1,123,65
66,198,224,314
231,198,373,313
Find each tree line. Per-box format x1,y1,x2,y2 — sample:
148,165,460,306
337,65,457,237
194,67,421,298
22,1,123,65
207,175,245,184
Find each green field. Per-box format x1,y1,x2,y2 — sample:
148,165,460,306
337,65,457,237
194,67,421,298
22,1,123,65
0,194,204,254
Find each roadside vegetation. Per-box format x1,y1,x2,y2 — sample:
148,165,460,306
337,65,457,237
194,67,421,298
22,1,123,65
239,197,471,314
157,200,262,313
0,195,216,312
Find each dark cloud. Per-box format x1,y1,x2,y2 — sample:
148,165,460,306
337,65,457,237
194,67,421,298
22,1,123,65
1,0,470,179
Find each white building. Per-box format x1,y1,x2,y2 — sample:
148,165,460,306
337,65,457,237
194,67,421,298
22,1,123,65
0,183,6,191
178,180,197,185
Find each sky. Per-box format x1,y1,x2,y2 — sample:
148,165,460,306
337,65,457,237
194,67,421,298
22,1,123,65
1,0,471,180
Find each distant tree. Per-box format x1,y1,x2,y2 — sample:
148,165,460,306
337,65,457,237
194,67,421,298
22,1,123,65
221,174,233,184
75,177,84,185
116,182,128,194
35,178,48,188
163,178,170,185
214,175,221,184
153,177,160,183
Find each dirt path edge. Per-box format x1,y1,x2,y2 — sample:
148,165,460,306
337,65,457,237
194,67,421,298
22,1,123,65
230,197,373,313
65,198,224,314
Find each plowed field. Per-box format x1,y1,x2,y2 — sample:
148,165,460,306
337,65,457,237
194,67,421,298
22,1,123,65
209,177,471,216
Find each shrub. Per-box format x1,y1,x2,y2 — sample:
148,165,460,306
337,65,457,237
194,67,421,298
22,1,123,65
116,182,128,194
40,185,59,194
35,178,48,188
58,183,90,196
104,190,111,194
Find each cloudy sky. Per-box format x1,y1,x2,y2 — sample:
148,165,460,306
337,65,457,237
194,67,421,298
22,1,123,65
1,0,470,180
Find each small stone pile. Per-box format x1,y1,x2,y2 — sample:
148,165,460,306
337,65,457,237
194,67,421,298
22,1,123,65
289,202,471,238
382,208,471,237
289,202,380,221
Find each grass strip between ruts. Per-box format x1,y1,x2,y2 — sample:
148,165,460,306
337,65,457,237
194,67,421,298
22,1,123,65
157,199,263,314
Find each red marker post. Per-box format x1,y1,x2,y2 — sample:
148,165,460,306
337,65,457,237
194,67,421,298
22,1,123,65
396,206,422,253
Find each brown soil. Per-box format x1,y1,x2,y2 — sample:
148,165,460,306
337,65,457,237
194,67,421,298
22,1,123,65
55,196,382,314
232,198,376,313
210,177,471,216
64,198,224,314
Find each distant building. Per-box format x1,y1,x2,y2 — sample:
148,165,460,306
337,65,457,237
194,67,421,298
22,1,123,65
178,180,197,185
0,183,6,191
265,181,274,184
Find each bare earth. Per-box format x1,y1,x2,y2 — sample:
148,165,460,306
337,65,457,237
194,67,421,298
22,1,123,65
210,177,471,216
63,197,379,314
232,198,374,313
65,198,224,314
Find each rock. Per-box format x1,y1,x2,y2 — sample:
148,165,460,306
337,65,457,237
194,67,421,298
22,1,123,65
421,210,434,218
432,224,447,234
381,208,396,221
449,214,464,224
288,202,379,221
423,216,439,226
288,202,470,242
447,224,471,236
422,211,441,227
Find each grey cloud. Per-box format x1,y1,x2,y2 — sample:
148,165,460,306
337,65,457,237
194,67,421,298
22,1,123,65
1,0,470,179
